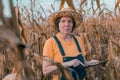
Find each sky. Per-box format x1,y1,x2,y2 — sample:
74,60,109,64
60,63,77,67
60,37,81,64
2,0,117,17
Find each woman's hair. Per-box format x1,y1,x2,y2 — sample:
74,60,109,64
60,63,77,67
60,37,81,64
55,17,76,32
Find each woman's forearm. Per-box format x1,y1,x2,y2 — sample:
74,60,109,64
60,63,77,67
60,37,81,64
43,65,57,76
84,59,100,66
62,60,74,68
43,61,71,76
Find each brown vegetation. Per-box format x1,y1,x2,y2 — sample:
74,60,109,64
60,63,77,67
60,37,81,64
0,0,120,80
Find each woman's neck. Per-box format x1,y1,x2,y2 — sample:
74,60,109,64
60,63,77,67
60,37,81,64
60,33,72,41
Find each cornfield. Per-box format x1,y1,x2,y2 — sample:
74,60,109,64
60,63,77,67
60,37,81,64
0,0,120,80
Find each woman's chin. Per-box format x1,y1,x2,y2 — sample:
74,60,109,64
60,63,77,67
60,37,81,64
64,31,72,34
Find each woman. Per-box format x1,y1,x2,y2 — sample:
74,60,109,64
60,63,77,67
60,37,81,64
42,8,99,80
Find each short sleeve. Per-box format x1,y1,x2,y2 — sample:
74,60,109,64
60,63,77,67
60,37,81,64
43,38,54,59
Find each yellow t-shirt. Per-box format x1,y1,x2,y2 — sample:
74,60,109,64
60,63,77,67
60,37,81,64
43,32,86,80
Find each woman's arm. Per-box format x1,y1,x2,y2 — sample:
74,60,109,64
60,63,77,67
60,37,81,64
42,57,57,76
42,56,78,76
43,56,86,76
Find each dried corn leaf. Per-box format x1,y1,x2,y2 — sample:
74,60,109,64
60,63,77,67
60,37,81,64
59,0,75,11
80,33,91,54
80,0,87,6
55,63,74,80
107,36,115,60
114,0,120,10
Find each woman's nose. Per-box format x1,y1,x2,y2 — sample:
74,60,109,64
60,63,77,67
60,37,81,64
65,21,69,26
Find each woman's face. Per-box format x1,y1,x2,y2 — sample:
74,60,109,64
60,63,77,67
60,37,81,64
58,16,74,34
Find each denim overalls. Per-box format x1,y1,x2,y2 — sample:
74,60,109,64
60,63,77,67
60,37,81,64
53,35,86,80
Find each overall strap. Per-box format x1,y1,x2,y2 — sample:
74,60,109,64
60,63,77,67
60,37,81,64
72,35,81,52
53,36,65,56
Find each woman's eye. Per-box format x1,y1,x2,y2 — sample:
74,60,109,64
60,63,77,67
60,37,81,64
68,20,73,23
60,20,65,23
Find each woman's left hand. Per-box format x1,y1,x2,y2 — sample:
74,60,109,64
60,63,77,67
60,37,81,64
89,59,100,65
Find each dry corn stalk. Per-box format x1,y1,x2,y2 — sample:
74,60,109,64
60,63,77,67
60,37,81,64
0,0,38,80
96,0,100,9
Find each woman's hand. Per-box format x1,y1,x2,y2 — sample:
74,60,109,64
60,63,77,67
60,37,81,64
72,59,85,67
87,59,100,66
62,59,85,67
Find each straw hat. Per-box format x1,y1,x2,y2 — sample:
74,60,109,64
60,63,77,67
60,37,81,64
48,8,83,31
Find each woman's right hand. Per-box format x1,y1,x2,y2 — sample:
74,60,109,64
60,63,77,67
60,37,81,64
72,59,85,67
63,59,85,67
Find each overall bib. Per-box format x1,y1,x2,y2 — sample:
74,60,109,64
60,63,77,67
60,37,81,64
53,35,86,80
